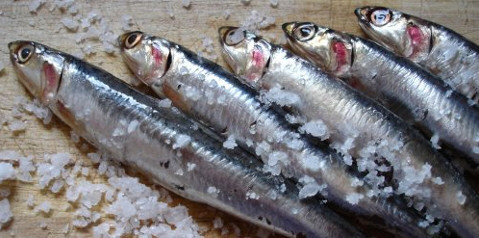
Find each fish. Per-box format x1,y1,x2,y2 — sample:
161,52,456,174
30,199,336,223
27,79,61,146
219,27,479,238
282,21,479,166
355,6,479,104
118,31,435,237
8,40,366,238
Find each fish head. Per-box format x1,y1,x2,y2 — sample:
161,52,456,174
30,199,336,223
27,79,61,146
283,22,353,76
355,6,430,58
218,26,271,89
119,31,171,86
9,41,65,105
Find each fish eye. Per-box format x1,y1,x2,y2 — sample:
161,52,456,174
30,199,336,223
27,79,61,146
225,29,245,46
293,24,316,41
16,44,35,64
370,9,392,26
124,32,143,49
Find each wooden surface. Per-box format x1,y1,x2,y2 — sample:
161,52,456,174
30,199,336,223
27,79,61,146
0,0,478,237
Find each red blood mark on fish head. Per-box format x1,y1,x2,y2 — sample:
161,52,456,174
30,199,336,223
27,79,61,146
41,62,60,104
252,48,264,67
407,25,424,47
245,48,266,83
332,41,349,72
152,46,162,66
43,62,57,88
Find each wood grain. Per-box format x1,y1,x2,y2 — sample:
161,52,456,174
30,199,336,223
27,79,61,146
0,0,477,237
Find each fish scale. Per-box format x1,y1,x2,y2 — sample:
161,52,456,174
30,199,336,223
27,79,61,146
120,31,436,237
8,41,367,238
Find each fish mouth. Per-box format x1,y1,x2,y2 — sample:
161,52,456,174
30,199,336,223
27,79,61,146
354,7,371,24
282,22,298,39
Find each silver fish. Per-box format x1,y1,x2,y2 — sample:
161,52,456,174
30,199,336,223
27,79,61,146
8,40,365,238
355,6,479,104
118,31,430,237
219,27,479,238
282,21,479,166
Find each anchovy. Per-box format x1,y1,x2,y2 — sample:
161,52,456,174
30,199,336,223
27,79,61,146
283,21,479,166
8,40,365,238
118,31,434,237
219,27,479,238
355,6,479,104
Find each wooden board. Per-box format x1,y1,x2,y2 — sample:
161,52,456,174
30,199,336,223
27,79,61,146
0,0,477,237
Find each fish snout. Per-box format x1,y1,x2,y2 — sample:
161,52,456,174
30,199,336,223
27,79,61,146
355,7,371,23
281,22,298,38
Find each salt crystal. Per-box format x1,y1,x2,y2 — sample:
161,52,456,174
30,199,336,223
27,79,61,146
26,194,35,208
207,186,219,197
0,199,12,228
8,119,26,132
430,134,441,149
301,155,323,171
246,191,259,200
350,177,364,187
175,168,184,176
223,134,237,149
182,0,191,8
432,177,444,185
224,9,231,20
346,193,364,205
35,201,51,214
270,0,279,7
418,220,429,228
121,15,134,31
446,90,453,97
298,182,321,199
81,167,89,176
173,134,191,149
50,179,64,193
87,152,101,163
164,206,189,225
457,191,466,205
0,151,20,162
93,223,110,238
158,98,172,108
0,163,15,183
262,87,301,107
299,120,329,140
72,217,89,228
186,162,196,172
61,17,79,32
213,217,223,229
28,0,45,13
39,221,48,229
